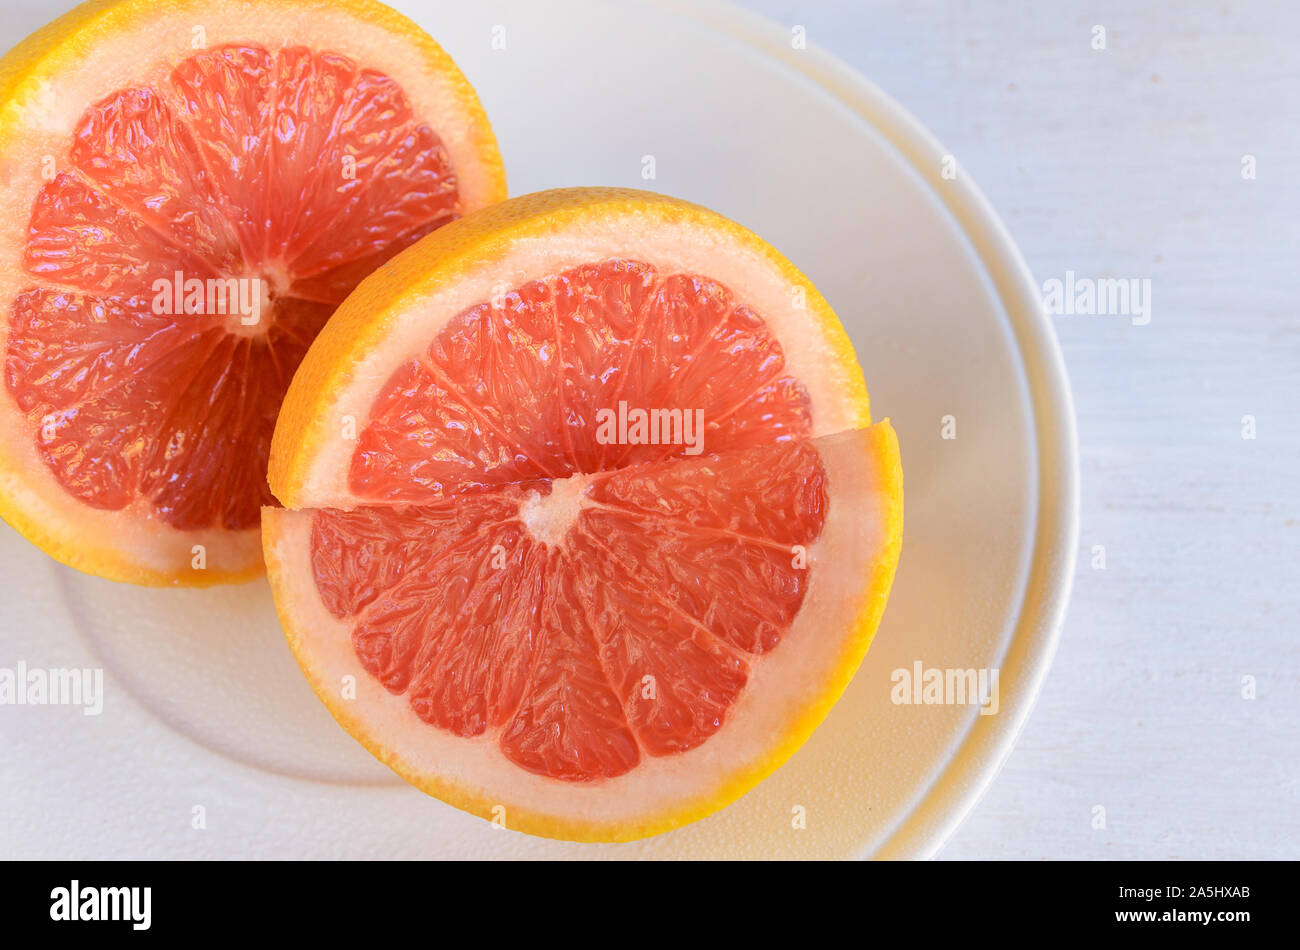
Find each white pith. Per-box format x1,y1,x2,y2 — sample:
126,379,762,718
518,474,590,548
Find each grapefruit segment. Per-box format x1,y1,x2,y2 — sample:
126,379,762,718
499,557,642,782
405,524,542,739
263,187,902,841
70,85,244,275
0,0,506,584
570,528,752,756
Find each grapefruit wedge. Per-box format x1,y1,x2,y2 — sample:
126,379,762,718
0,0,506,584
263,188,903,841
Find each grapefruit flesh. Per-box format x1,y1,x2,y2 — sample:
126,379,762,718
349,260,813,501
311,436,828,778
0,0,506,583
13,45,458,531
264,188,903,840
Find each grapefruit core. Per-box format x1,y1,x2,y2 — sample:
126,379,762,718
0,0,506,584
264,188,904,841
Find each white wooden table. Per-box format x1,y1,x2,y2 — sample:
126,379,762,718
735,0,1300,858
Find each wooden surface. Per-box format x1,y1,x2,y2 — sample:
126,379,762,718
738,0,1300,858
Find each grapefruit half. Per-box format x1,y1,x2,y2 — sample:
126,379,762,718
264,188,903,841
0,0,506,584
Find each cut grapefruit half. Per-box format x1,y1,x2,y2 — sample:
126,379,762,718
263,188,903,841
0,0,506,584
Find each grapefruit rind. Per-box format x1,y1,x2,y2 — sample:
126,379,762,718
0,0,506,585
262,421,902,842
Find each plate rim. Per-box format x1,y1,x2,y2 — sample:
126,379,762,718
649,0,1082,859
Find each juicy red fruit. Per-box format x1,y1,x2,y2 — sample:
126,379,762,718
312,262,828,782
5,44,461,530
349,260,813,501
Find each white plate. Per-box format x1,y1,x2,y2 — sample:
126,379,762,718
0,0,1077,859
